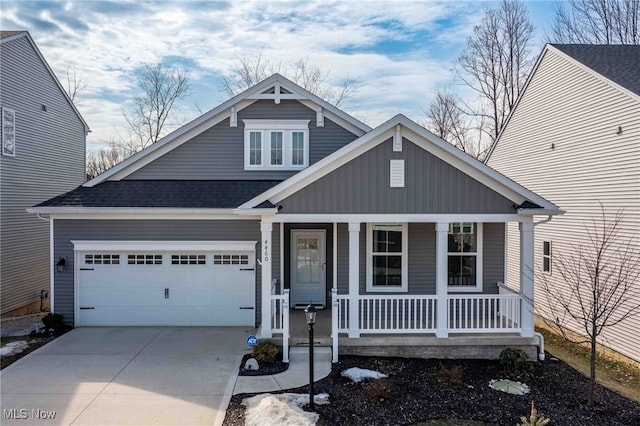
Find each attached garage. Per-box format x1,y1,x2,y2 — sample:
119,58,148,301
72,241,257,326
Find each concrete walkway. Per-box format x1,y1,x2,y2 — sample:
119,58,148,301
233,347,333,395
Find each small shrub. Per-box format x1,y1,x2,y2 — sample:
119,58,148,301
434,364,464,385
365,378,393,402
499,348,533,379
517,401,551,426
251,341,279,363
42,313,65,334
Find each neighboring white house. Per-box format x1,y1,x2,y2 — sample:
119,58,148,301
0,31,89,315
487,44,640,362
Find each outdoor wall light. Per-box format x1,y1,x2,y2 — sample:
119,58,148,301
56,257,66,273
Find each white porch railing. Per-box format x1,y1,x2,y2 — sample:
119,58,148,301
270,287,290,363
447,294,521,333
332,291,521,338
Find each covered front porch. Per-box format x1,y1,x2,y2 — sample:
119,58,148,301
258,215,539,363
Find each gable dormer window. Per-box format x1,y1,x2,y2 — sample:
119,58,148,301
244,120,309,170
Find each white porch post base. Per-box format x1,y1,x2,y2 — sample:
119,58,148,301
435,222,449,338
519,220,535,337
348,222,360,338
260,220,273,338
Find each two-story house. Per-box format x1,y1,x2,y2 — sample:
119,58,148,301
1,31,89,316
487,44,640,362
30,74,561,362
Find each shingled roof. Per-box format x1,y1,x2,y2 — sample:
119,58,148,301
552,44,640,96
36,180,281,209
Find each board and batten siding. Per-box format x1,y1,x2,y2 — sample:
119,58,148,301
488,48,640,361
280,138,516,214
0,35,86,314
125,100,359,181
52,219,278,326
335,222,504,295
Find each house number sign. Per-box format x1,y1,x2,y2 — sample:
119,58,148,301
263,239,269,262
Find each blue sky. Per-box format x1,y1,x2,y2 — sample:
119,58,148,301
1,1,557,152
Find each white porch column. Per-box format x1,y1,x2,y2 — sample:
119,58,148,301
519,219,535,337
435,222,449,338
260,220,273,338
348,222,360,338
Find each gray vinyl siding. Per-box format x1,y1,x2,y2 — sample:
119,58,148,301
280,138,516,214
488,47,640,361
126,100,359,180
336,222,503,295
0,35,86,314
53,220,263,325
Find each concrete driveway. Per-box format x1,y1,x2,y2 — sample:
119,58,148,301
0,327,252,425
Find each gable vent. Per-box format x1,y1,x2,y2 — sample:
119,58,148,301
390,160,405,188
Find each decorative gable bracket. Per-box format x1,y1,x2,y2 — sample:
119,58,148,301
230,106,237,127
393,125,402,152
247,82,306,104
316,107,324,127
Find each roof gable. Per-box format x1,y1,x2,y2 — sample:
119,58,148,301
486,43,640,162
84,73,371,187
241,115,560,214
1,31,89,133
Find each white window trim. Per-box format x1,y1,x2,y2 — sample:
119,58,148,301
366,223,408,292
542,241,552,274
2,107,16,157
243,119,310,170
447,222,483,293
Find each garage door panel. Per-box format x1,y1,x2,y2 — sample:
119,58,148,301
77,247,256,326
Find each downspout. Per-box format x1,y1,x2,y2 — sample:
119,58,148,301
532,215,551,361
37,213,50,222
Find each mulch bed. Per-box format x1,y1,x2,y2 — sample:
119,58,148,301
224,352,640,426
238,353,289,376
0,327,72,370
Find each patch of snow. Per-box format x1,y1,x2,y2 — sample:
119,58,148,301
244,357,259,370
0,340,29,357
341,367,388,383
243,393,329,426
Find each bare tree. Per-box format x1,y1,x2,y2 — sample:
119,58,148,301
538,204,640,406
86,142,128,179
65,65,86,102
550,0,640,45
122,61,190,153
222,51,358,107
424,90,489,159
455,0,536,141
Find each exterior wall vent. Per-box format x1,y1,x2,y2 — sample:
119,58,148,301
390,159,405,188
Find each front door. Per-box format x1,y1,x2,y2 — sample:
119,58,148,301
291,230,326,308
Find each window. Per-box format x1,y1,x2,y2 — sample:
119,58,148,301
366,223,408,292
213,254,249,265
85,254,120,265
244,120,309,170
249,131,262,165
270,131,283,165
448,222,483,292
171,254,206,265
128,254,163,265
2,108,15,157
542,241,552,273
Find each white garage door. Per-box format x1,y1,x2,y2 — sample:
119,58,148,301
74,241,256,326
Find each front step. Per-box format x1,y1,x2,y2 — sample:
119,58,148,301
289,346,332,362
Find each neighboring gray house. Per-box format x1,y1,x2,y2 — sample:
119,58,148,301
487,44,640,362
30,74,561,362
1,31,89,315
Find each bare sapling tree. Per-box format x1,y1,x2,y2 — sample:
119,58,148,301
550,0,640,45
538,204,640,407
455,0,535,142
65,65,86,102
222,50,358,107
122,61,190,153
424,90,489,159
86,142,128,179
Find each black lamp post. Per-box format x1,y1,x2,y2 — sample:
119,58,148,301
305,303,317,410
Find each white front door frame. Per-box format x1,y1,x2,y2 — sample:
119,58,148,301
290,229,327,307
